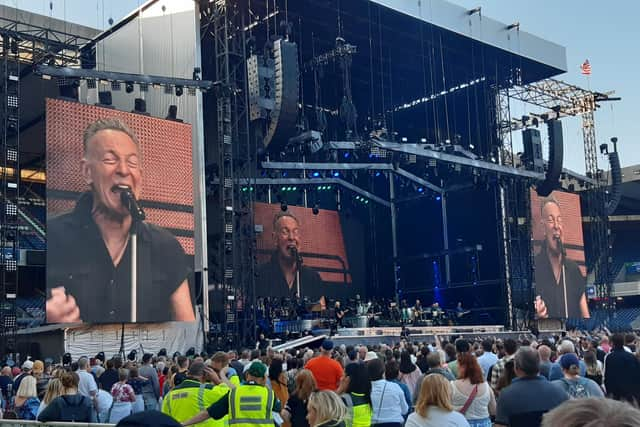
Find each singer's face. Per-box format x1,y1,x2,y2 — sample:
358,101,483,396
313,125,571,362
82,129,142,217
274,216,300,261
542,201,563,253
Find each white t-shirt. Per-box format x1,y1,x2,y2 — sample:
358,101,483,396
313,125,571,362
405,406,470,427
77,370,98,398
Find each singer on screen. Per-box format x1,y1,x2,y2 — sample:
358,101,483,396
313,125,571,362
534,197,590,319
46,118,195,324
255,211,325,298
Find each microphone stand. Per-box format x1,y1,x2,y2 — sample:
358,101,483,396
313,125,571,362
120,189,146,323
295,252,302,299
559,239,568,319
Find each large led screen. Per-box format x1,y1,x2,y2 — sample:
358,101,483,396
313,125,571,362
531,190,589,320
254,202,355,301
45,99,195,324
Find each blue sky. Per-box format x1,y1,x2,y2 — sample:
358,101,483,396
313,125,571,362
3,0,637,173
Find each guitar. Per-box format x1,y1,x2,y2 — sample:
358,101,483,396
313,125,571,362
336,308,350,320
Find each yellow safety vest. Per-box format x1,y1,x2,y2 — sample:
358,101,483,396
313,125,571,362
343,392,372,427
162,379,230,427
228,384,274,427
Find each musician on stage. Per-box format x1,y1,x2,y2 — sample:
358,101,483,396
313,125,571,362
334,301,347,328
255,212,326,299
46,118,194,324
413,299,424,323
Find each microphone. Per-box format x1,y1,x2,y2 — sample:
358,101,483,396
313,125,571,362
289,246,303,264
555,235,566,256
113,184,146,221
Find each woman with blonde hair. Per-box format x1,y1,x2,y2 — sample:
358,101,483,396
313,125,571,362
14,375,40,420
306,390,349,427
36,378,65,417
406,374,469,427
282,369,317,427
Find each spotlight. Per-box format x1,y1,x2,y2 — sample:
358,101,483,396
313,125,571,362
132,98,150,115
312,171,320,178
375,171,381,177
125,81,134,93
435,195,441,201
401,137,408,142
97,91,112,106
175,85,184,97
420,138,427,143
417,187,424,193
343,152,350,159
280,201,288,211
312,204,319,215
166,105,182,122
333,171,340,178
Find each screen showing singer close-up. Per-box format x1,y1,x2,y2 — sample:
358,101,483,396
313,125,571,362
531,190,589,320
45,99,196,324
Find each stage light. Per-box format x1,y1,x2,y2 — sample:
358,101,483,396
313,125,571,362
312,171,320,177
132,98,148,114
280,201,288,211
343,152,350,159
175,85,184,97
98,91,112,106
333,171,340,177
125,81,134,93
417,187,424,193
282,171,288,177
469,144,475,150
312,204,319,215
166,105,179,121
375,171,381,177
435,195,441,201
420,138,427,143
401,137,408,142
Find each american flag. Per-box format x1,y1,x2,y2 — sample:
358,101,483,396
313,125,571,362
581,59,592,76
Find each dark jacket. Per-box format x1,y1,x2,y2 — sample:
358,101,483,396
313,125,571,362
604,348,640,402
37,394,95,423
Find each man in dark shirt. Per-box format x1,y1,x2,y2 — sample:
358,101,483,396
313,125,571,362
495,347,569,427
604,333,640,402
255,212,325,299
0,366,13,401
45,118,194,324
534,197,589,319
98,358,119,392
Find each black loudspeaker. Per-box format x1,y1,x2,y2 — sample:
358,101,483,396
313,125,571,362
536,119,564,197
522,128,544,172
606,151,622,215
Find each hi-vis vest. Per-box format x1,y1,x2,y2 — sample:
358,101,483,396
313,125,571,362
342,392,372,427
228,384,274,427
162,379,231,427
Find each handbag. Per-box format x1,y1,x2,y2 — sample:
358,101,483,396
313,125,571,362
459,384,478,415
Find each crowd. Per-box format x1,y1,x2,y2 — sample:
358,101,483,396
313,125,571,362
0,330,640,426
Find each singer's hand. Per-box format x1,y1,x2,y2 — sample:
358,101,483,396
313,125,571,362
535,295,548,319
46,287,81,323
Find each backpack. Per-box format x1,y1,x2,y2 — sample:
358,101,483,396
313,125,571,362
561,378,590,399
17,397,40,420
58,395,91,422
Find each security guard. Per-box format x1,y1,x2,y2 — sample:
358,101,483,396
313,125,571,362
182,361,280,427
162,361,236,427
342,392,372,427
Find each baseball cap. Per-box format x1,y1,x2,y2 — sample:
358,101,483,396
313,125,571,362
321,340,334,351
560,353,580,370
247,361,267,378
364,351,378,362
22,360,33,370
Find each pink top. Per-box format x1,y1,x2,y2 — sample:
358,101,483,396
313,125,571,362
111,382,136,403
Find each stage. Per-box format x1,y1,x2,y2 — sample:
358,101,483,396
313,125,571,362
268,324,558,350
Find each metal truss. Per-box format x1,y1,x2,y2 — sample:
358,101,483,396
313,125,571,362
0,15,93,66
507,77,614,323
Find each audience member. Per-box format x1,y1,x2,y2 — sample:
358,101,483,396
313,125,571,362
368,358,408,427
305,341,343,391
494,347,568,427
451,353,496,427
405,373,470,427
603,333,640,402
306,390,349,427
541,397,640,427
